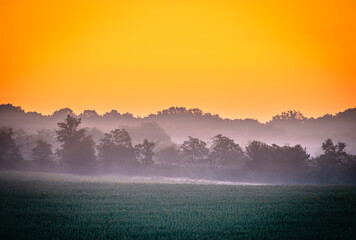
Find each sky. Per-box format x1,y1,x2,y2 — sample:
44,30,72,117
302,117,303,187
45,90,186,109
1,0,355,122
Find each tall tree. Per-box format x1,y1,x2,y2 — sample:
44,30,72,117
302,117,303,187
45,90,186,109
134,139,155,166
97,129,137,170
317,139,351,169
155,144,182,166
13,129,36,161
245,140,273,171
210,134,245,167
279,145,309,170
56,115,96,174
246,141,309,173
32,139,53,171
0,127,23,169
180,136,209,165
321,138,336,155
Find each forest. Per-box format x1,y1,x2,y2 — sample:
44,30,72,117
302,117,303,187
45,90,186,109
1,114,355,184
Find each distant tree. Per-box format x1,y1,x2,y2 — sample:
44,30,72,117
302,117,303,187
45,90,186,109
13,129,36,160
0,127,23,169
36,129,57,147
272,110,306,121
314,139,354,183
134,139,155,166
97,129,137,170
246,141,309,181
272,144,310,180
280,145,310,170
321,138,336,155
245,140,273,171
335,142,347,153
32,139,53,171
318,139,350,168
155,144,182,166
210,134,245,167
56,115,96,174
180,136,209,165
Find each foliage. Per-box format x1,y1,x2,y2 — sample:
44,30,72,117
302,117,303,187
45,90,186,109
314,139,355,183
210,134,245,167
134,139,155,166
32,139,53,171
56,115,96,174
245,141,309,181
13,129,36,161
245,140,273,171
154,144,182,166
97,129,137,170
271,110,306,121
180,136,209,165
0,127,23,169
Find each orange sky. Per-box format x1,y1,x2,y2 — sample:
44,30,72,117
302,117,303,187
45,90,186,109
1,0,355,121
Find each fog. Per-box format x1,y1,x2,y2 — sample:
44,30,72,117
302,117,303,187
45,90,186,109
1,104,356,185
1,171,266,186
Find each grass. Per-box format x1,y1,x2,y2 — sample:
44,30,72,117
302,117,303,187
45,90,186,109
0,172,355,239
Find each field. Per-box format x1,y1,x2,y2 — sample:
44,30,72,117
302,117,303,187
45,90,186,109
0,172,355,239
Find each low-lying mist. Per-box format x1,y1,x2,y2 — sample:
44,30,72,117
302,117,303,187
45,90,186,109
1,105,356,185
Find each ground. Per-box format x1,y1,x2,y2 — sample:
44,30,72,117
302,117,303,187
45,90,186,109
0,172,355,239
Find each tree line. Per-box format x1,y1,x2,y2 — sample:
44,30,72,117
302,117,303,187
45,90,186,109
1,115,355,184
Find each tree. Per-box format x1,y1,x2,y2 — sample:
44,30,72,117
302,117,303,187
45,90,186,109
210,134,245,167
155,144,182,166
13,129,36,161
245,140,273,171
279,145,309,170
321,138,336,155
97,129,137,171
314,139,354,183
180,136,209,165
32,139,53,171
0,127,23,169
272,110,306,121
56,115,96,174
335,142,346,153
318,139,350,168
246,141,309,177
134,139,155,166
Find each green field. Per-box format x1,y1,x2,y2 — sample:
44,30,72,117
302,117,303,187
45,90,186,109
0,172,355,239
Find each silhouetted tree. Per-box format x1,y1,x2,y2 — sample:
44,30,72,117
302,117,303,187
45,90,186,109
245,141,309,182
155,144,182,166
32,139,53,171
279,144,309,170
0,127,23,169
97,129,137,171
272,144,309,180
317,139,351,168
14,129,36,161
245,140,273,171
210,134,245,167
322,138,336,155
36,129,58,150
314,139,354,183
134,139,155,166
271,110,306,121
56,115,96,174
348,158,356,183
180,136,209,165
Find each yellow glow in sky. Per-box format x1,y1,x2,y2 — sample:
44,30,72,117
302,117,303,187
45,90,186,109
1,0,355,121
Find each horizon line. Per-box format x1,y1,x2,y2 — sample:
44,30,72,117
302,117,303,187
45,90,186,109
1,103,356,123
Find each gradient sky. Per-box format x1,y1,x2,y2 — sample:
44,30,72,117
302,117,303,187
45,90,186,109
1,0,355,121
